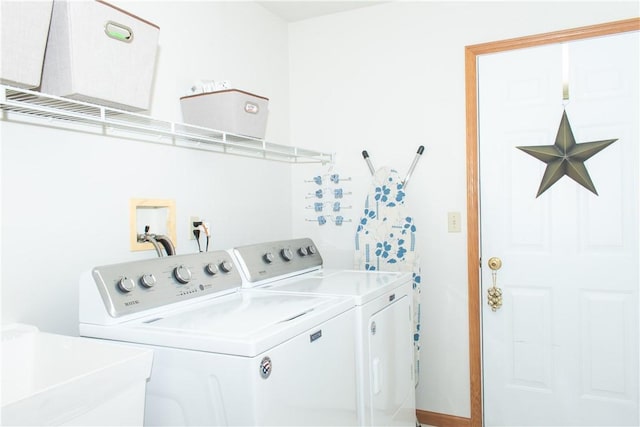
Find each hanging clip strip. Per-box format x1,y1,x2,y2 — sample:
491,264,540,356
305,174,352,185
305,215,352,225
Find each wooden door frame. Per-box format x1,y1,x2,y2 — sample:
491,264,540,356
464,18,640,427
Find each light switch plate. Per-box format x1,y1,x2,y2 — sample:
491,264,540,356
448,211,461,233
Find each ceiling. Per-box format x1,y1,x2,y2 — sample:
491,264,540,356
257,1,387,22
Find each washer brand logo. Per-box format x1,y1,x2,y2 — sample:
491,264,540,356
260,357,272,379
124,300,140,306
310,330,322,343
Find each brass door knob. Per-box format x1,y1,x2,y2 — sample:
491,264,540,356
488,257,502,271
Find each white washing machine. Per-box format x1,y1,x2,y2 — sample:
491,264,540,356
232,238,416,426
79,250,358,426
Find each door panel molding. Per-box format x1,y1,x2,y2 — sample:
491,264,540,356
464,18,639,427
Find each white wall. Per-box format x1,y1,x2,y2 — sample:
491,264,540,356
1,1,293,335
288,0,639,418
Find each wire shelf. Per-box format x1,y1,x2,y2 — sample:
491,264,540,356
0,85,333,164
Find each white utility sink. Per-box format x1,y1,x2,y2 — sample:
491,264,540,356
1,324,153,426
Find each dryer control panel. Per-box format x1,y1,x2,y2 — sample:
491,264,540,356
233,237,323,285
85,251,242,319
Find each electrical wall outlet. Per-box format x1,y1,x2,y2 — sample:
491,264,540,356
189,216,200,239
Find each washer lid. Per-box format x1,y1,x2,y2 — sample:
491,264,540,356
260,270,412,305
83,290,352,357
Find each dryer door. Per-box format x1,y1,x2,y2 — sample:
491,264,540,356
369,295,415,426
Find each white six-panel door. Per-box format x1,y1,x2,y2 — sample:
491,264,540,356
478,31,639,426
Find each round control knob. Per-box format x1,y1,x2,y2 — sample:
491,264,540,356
281,248,293,261
205,263,219,275
173,265,192,284
118,277,135,293
140,273,156,288
219,260,233,273
298,246,309,256
263,252,275,264
307,245,317,255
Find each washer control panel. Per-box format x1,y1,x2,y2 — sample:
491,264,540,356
91,251,242,318
233,237,322,284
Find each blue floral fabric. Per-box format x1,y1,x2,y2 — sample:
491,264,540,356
355,167,421,386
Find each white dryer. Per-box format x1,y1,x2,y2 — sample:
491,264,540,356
233,238,416,426
79,250,358,426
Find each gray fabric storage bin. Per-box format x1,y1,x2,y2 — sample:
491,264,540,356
40,0,159,111
0,1,53,88
180,89,269,139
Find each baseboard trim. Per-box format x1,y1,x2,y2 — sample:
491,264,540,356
417,410,471,427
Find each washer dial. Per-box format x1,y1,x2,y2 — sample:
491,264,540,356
118,277,135,293
280,248,293,261
173,265,192,284
205,263,219,275
140,273,156,288
263,252,275,264
219,260,233,273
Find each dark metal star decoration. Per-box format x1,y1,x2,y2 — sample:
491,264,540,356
517,110,617,197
